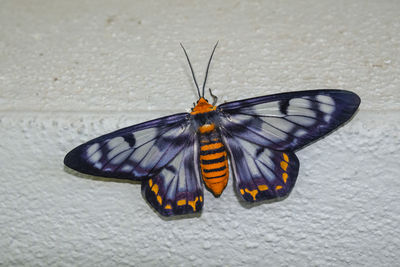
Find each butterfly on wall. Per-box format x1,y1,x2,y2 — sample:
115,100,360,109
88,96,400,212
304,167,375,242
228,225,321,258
64,43,360,216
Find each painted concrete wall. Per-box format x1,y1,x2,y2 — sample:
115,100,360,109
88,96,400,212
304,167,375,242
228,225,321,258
1,0,399,266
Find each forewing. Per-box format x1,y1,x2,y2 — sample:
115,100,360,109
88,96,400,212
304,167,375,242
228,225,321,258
221,131,299,202
64,113,191,180
142,133,204,216
218,90,360,151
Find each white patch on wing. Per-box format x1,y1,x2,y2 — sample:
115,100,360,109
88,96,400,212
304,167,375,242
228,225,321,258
290,98,312,108
316,95,335,105
129,141,154,162
121,164,133,172
133,128,158,146
87,143,100,156
133,143,161,168
108,137,124,149
324,114,331,122
240,103,283,117
107,141,130,159
287,106,316,118
89,150,102,163
162,125,186,140
110,149,132,165
260,117,294,133
237,138,275,169
260,122,288,142
94,162,102,169
319,103,335,114
295,129,308,137
287,116,316,127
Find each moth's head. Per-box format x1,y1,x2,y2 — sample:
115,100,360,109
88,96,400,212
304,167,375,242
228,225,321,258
190,97,216,115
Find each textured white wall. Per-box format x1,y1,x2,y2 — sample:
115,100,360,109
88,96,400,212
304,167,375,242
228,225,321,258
1,0,399,266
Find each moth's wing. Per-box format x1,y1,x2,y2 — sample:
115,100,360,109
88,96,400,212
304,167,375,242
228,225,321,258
64,113,192,180
142,132,204,216
218,90,360,151
221,132,299,202
218,90,360,202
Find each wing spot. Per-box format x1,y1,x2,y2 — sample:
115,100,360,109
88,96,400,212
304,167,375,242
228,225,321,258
282,173,288,183
90,151,102,163
177,199,186,206
316,94,335,105
188,197,199,211
282,153,289,162
87,143,100,156
157,195,162,205
123,134,136,147
108,137,124,149
258,185,269,191
245,188,258,201
152,184,159,195
275,185,283,190
200,196,203,202
280,161,288,171
148,179,153,187
165,204,172,210
240,189,245,195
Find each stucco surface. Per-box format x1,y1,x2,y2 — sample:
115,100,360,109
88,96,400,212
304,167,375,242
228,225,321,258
1,0,399,266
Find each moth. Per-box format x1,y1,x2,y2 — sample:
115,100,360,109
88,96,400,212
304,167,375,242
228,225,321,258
64,43,360,216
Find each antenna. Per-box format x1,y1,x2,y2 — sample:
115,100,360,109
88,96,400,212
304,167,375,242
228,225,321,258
180,43,201,98
201,41,219,97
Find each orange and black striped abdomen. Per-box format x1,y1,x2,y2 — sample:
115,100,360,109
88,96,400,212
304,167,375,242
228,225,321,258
198,124,229,196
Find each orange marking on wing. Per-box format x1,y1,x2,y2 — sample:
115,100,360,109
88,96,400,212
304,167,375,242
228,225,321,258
245,188,258,200
201,142,223,151
165,204,172,210
188,197,199,211
282,173,288,183
283,153,289,162
157,195,162,205
200,152,226,160
280,161,288,171
151,184,159,195
200,196,203,202
148,179,153,187
258,184,269,191
177,199,186,206
199,123,215,134
190,98,216,115
240,189,245,195
275,185,283,190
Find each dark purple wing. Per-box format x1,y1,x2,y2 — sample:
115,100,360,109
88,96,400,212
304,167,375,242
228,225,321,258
218,90,360,151
64,112,204,216
64,113,191,180
142,133,203,216
217,89,360,202
221,132,299,202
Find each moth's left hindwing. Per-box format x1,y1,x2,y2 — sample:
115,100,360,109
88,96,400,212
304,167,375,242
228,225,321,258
64,112,204,216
